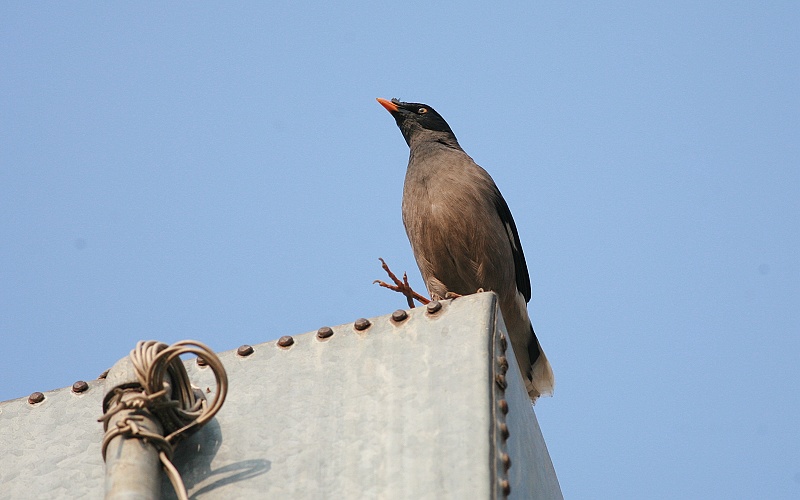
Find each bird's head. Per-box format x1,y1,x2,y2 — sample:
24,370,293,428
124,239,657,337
376,98,458,147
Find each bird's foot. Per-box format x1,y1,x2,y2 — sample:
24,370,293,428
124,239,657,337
443,288,484,300
374,258,431,308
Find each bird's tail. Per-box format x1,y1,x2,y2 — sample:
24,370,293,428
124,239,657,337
526,331,555,402
503,294,554,402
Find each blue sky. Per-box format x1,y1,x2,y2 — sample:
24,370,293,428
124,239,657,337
2,3,798,498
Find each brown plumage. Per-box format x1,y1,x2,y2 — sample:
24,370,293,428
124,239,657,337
377,97,554,402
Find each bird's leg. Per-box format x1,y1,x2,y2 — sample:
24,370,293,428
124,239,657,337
373,258,431,308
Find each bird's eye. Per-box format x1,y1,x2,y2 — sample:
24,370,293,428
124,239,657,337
418,107,428,114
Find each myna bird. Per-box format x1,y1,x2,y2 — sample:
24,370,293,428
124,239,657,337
376,97,554,402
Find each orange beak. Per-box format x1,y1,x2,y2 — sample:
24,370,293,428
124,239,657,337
376,97,399,113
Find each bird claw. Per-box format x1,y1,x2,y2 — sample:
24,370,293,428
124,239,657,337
374,258,431,308
448,288,485,299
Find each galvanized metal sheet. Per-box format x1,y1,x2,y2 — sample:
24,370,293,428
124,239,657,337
0,380,106,497
0,293,561,499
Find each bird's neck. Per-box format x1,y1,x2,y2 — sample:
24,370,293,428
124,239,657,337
408,134,462,156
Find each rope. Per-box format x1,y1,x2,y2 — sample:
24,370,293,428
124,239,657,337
100,340,228,500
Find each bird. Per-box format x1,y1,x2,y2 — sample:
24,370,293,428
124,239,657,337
376,97,554,402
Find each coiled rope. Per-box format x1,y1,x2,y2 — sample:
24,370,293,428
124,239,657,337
99,340,228,500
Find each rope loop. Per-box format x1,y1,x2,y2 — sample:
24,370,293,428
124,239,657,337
100,340,228,500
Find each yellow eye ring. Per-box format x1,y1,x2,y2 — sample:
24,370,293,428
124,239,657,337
418,107,428,114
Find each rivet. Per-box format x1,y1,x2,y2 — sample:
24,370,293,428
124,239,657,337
495,374,507,390
391,309,408,322
72,380,89,394
499,422,510,440
500,478,511,496
501,452,512,470
354,318,371,331
196,356,208,366
426,300,442,313
498,399,509,414
317,326,334,339
277,335,294,348
499,333,507,351
237,345,254,356
28,392,45,405
497,356,508,374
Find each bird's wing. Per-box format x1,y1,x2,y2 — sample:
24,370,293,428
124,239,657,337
492,188,532,303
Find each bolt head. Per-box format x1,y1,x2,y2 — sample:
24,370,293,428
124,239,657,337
196,356,208,366
317,326,334,339
426,300,442,313
500,478,511,496
497,356,509,374
495,374,507,391
501,452,512,470
28,392,45,405
237,345,254,356
499,422,510,440
72,380,89,394
277,335,294,348
391,309,408,322
498,399,509,414
354,318,371,331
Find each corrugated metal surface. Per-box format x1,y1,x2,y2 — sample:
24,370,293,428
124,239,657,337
0,292,561,499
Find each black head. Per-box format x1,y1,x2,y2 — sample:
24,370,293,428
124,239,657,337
377,98,458,147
